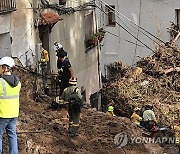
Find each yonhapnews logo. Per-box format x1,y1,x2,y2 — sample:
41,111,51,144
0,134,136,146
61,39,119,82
114,132,176,148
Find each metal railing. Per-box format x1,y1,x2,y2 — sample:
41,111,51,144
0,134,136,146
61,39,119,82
0,0,16,14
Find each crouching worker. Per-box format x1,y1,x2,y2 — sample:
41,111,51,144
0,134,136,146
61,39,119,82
106,106,115,116
58,77,83,137
141,104,157,132
131,107,142,127
171,119,180,150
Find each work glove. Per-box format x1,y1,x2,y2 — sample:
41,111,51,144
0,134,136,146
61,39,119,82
55,96,65,105
58,68,63,73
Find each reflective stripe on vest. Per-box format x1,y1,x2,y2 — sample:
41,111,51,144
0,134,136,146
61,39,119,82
0,78,19,99
0,78,21,118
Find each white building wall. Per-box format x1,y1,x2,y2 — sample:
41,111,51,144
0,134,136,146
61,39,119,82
0,0,36,65
50,2,100,104
97,0,180,75
10,0,36,66
0,0,100,104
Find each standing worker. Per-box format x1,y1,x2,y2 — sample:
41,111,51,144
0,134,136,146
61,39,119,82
54,42,74,95
40,47,49,94
0,57,21,154
58,77,83,137
54,42,68,58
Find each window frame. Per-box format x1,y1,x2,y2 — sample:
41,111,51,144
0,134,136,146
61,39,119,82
105,5,116,26
84,10,97,51
0,0,16,14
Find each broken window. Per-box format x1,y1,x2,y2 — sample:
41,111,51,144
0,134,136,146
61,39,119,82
0,0,16,14
105,5,116,26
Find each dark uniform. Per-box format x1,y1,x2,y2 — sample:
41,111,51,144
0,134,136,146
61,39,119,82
57,57,72,95
60,78,82,137
54,42,70,94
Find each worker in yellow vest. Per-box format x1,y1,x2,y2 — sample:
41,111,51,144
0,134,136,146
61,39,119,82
0,57,21,154
131,107,142,126
106,106,115,116
40,47,49,93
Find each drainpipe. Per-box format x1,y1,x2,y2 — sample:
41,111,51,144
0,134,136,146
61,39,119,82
94,2,102,111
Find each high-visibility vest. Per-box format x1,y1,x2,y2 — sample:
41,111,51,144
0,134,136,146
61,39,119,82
131,112,142,125
0,78,21,118
41,48,49,64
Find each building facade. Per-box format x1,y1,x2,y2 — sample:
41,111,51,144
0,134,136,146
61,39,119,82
0,0,101,104
0,0,35,64
96,0,180,77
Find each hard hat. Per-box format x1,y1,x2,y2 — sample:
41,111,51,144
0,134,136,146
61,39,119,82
0,56,15,68
107,106,114,112
134,107,141,112
69,77,77,85
54,42,62,50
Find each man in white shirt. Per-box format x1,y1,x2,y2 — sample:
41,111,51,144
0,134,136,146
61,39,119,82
142,104,157,131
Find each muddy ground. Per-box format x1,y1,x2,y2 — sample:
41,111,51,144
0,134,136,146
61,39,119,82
1,68,179,154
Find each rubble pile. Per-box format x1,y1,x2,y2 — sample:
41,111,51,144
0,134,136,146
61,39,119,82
102,43,180,126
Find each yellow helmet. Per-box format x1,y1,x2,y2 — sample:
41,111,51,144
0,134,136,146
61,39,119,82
134,107,141,112
107,106,114,112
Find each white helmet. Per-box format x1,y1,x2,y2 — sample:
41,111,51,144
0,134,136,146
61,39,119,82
54,42,62,50
0,56,15,68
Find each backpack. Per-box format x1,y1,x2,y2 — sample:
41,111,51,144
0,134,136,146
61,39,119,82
68,87,83,111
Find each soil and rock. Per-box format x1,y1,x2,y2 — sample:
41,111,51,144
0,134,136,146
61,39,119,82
2,42,179,154
101,43,180,127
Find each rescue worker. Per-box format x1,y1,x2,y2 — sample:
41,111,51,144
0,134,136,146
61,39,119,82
54,42,68,58
54,42,74,95
0,57,21,154
171,119,180,150
131,107,142,126
106,105,115,116
141,104,157,131
40,47,49,93
58,77,83,137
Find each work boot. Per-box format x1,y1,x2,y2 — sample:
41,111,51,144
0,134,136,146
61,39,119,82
44,86,49,95
69,126,78,137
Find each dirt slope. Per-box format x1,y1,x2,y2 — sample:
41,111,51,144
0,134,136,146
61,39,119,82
1,68,177,154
